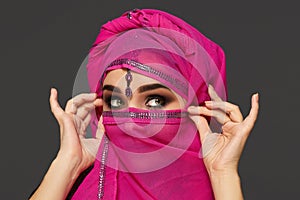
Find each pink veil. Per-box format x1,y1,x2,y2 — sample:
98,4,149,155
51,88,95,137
70,9,227,200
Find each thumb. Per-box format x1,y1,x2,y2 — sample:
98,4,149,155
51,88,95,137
95,116,105,140
189,114,211,144
49,88,65,125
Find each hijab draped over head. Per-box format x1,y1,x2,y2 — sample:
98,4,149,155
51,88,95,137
71,9,226,200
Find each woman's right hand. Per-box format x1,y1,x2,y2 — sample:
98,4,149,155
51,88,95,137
30,88,103,200
49,88,103,176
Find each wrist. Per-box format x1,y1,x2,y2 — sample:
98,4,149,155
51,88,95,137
208,167,239,177
208,170,243,200
30,153,83,200
209,169,240,183
55,151,83,180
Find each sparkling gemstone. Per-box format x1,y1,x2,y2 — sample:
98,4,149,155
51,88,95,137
127,12,132,19
125,72,132,82
125,87,132,97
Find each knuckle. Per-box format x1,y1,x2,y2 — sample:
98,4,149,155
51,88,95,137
197,106,203,113
66,98,74,107
232,105,240,112
78,94,91,102
84,104,93,111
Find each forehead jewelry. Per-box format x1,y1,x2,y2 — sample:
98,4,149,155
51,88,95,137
125,69,133,97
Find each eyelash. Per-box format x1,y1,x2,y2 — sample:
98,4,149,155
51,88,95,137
104,95,125,110
104,94,169,110
145,95,167,109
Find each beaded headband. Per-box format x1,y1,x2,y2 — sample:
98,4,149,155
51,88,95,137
101,59,188,97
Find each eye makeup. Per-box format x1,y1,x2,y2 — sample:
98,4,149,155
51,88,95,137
102,83,179,110
145,95,166,109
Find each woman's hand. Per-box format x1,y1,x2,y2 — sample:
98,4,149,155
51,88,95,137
49,88,103,176
188,85,259,200
188,85,259,173
30,88,103,200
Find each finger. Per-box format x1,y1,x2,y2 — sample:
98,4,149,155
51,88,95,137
76,102,97,119
205,101,243,123
97,116,105,136
188,106,210,115
49,88,64,124
96,116,105,136
65,93,97,114
73,115,86,136
82,113,92,134
243,93,259,131
189,114,212,143
74,117,90,137
94,98,103,107
208,84,222,102
76,99,103,119
188,106,231,125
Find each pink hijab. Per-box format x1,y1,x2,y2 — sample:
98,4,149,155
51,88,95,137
70,9,226,200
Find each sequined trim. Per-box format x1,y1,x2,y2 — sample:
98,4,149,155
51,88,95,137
107,59,188,96
98,136,109,200
102,110,188,119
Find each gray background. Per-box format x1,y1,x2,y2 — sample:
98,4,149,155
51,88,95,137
1,0,299,199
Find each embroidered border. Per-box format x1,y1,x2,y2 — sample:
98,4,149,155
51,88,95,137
102,111,188,119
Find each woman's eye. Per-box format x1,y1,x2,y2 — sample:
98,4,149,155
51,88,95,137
145,96,166,109
105,96,125,109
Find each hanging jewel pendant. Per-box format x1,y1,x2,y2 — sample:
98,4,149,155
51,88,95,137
125,69,133,97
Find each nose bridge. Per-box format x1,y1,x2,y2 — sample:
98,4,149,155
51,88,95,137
128,100,134,107
127,97,139,108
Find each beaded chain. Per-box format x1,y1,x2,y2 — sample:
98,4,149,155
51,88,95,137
98,136,109,200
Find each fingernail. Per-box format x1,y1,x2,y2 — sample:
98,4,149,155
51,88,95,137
50,88,55,94
255,93,259,102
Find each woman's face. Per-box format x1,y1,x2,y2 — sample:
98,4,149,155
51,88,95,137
102,69,185,111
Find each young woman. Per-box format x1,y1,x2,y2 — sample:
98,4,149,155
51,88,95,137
30,9,259,200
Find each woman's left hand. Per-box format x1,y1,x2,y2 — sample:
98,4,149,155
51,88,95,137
188,85,259,174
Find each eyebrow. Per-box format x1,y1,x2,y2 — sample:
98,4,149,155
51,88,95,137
138,83,170,93
103,83,170,94
102,85,122,93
